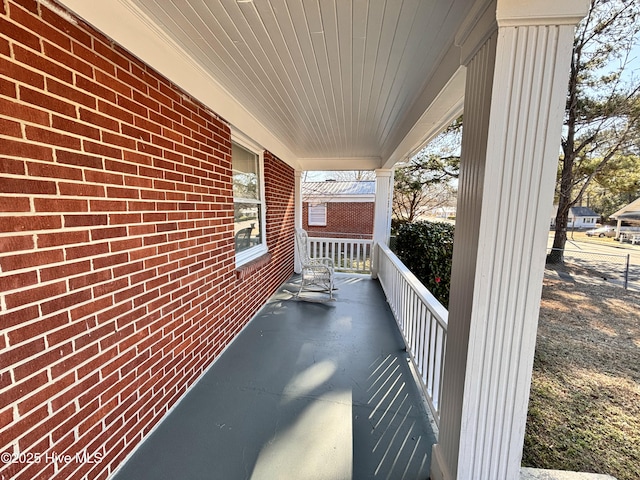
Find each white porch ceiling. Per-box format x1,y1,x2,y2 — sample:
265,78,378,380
57,0,473,170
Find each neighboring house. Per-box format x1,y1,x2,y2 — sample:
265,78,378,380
302,181,375,238
611,197,640,223
0,2,590,480
610,197,640,238
550,206,600,228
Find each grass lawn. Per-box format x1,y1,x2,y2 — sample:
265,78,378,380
523,270,640,480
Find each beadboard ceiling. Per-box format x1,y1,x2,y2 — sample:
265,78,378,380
59,0,473,170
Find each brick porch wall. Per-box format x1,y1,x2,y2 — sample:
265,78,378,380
303,202,374,239
0,1,294,479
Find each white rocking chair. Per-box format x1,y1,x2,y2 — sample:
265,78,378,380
295,228,335,301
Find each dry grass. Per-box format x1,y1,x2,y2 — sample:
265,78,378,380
523,269,640,479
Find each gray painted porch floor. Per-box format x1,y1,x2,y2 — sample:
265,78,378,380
111,274,436,480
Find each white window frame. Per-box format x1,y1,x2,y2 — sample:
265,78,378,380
232,133,267,267
308,203,327,226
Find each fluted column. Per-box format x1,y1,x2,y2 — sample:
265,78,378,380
431,1,588,479
294,170,303,273
371,169,394,278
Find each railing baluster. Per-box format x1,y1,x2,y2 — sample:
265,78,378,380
428,318,436,396
416,303,424,376
419,308,427,382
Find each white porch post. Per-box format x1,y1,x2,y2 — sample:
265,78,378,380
431,1,588,480
371,168,394,278
294,170,303,274
615,218,622,240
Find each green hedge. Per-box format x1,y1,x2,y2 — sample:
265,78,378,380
394,221,454,307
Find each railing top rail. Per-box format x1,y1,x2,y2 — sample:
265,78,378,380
308,237,373,244
378,243,448,327
306,231,373,238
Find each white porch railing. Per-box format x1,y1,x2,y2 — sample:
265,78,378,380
307,237,373,274
376,243,448,427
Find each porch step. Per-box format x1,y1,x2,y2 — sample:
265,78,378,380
521,467,617,480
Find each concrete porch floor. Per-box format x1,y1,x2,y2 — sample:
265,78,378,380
111,274,437,480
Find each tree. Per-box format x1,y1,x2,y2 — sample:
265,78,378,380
306,170,376,182
392,163,456,223
392,117,461,225
550,0,640,262
411,115,462,179
331,170,376,181
578,153,640,218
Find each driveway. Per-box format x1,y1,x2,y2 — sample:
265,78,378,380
546,232,640,291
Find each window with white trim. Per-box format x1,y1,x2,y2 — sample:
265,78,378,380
308,203,327,226
232,139,267,265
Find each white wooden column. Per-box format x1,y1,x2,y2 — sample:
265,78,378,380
371,168,394,278
431,1,588,479
294,170,303,273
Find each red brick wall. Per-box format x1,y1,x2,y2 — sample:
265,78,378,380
303,202,374,239
0,2,294,479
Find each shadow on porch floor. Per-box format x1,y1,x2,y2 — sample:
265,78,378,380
111,274,437,479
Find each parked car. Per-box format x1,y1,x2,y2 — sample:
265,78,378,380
585,226,616,237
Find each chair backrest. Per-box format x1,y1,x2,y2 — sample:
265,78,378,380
295,228,311,263
235,226,253,249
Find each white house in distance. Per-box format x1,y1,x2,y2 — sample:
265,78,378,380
550,205,600,229
424,203,458,220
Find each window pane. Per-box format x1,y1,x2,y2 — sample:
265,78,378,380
232,143,260,200
234,202,262,253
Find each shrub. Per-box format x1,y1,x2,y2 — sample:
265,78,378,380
391,218,408,235
394,221,454,307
